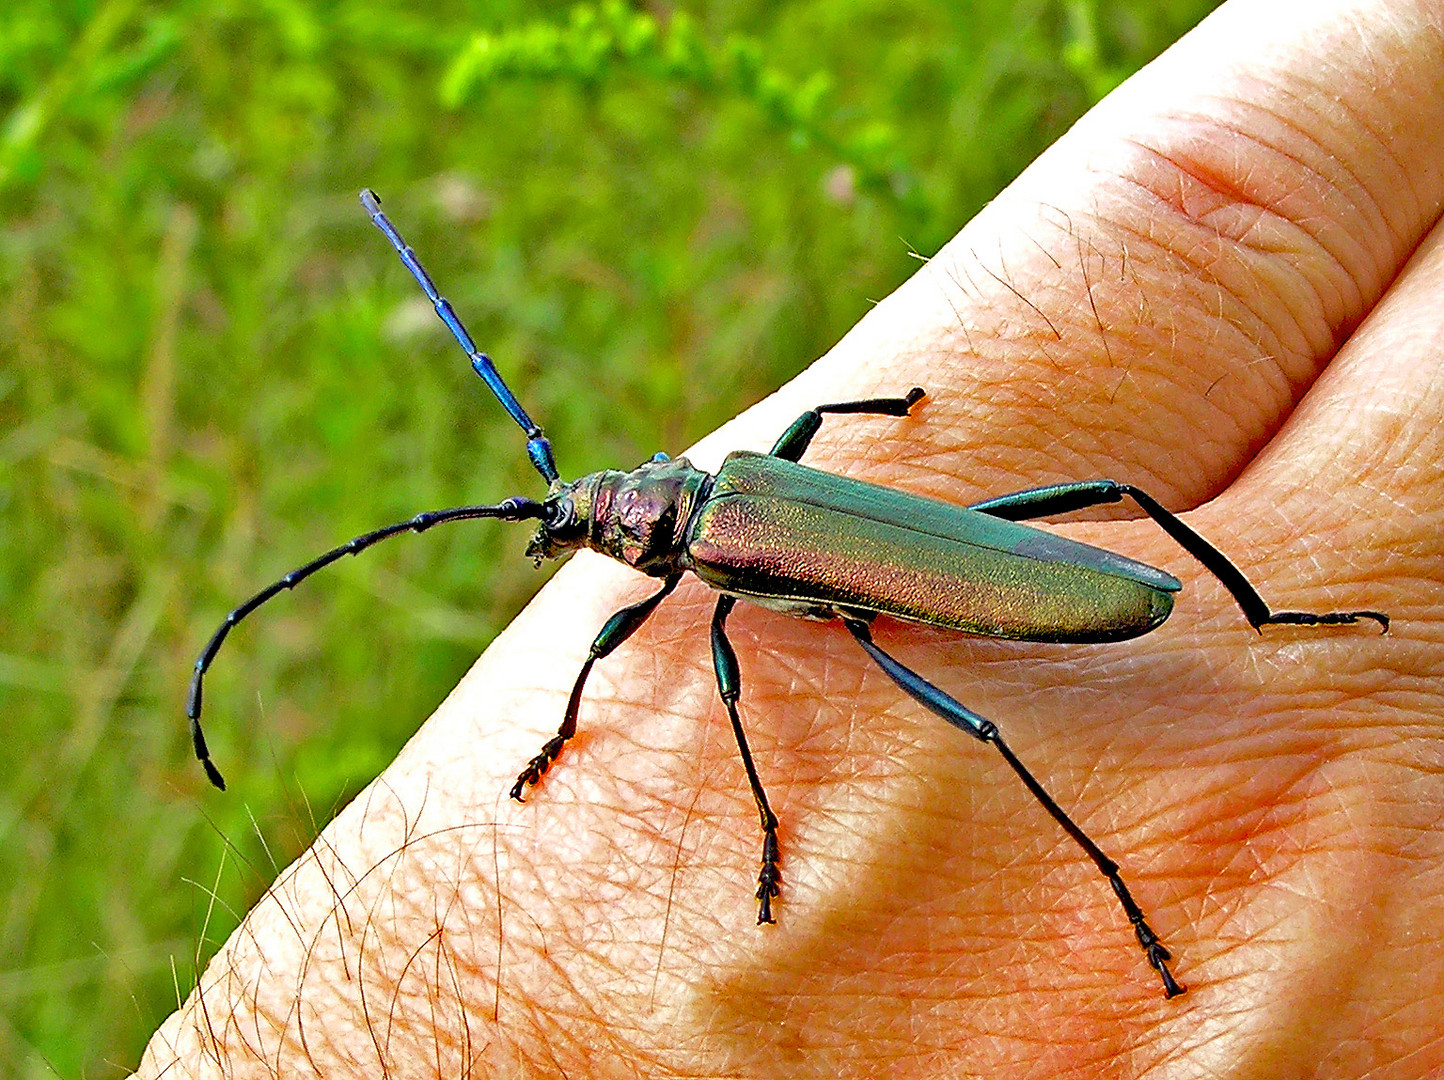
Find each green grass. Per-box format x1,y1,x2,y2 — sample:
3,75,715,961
0,0,1219,1073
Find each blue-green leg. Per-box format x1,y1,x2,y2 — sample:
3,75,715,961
971,481,1388,632
842,615,1186,998
712,595,782,922
511,573,682,801
771,387,926,462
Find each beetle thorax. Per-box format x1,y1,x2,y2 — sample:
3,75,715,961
526,457,712,576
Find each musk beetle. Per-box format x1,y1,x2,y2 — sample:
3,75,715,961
188,189,1389,999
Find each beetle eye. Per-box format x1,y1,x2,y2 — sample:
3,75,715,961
545,498,575,531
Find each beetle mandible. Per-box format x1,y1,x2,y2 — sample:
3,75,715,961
187,189,1389,1000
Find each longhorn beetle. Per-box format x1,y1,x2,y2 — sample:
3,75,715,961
188,190,1389,999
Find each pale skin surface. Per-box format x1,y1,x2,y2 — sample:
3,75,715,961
139,0,1444,1075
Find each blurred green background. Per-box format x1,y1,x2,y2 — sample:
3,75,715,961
0,0,1219,1073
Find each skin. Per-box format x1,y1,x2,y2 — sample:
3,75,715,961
138,0,1444,1075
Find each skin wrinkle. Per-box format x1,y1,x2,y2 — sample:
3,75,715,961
1201,58,1434,276
1239,83,1397,282
1105,152,1333,377
1120,88,1392,326
1322,13,1440,237
1192,81,1389,258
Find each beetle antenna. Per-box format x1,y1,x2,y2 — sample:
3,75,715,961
187,497,548,790
360,189,560,485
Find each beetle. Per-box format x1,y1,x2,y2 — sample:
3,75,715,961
188,189,1389,999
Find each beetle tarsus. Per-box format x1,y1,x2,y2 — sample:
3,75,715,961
1124,896,1185,998
1144,940,1186,999
510,736,566,801
1259,609,1389,633
756,827,781,924
1155,951,1186,999
1105,860,1185,998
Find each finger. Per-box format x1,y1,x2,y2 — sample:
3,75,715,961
1194,213,1444,633
711,0,1444,512
1133,220,1444,1069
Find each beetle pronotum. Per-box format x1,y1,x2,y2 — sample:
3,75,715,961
188,190,1388,999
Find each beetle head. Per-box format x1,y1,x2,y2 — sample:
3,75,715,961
524,458,710,576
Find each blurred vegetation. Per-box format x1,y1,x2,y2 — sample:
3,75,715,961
0,0,1219,1073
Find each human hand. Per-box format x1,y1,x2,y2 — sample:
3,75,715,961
140,0,1444,1074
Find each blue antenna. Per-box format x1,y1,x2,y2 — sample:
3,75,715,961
360,189,559,485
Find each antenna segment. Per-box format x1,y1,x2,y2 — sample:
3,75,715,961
360,189,559,484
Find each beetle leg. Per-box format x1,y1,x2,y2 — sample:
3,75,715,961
711,595,783,923
841,616,1186,999
510,573,682,801
769,387,926,462
970,480,1389,633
